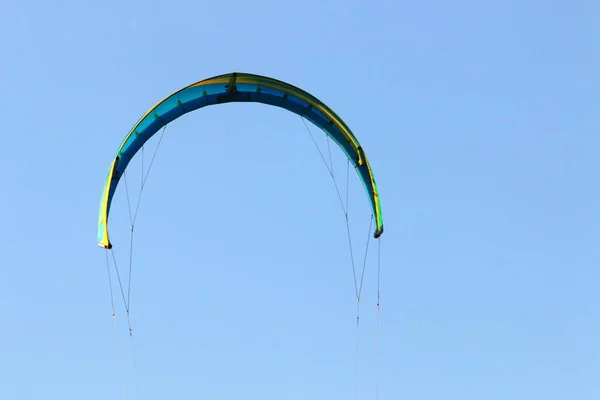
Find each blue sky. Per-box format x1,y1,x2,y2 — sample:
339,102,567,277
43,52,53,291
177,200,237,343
2,0,599,399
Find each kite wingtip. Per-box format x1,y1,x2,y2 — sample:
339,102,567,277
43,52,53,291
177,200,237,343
98,241,112,250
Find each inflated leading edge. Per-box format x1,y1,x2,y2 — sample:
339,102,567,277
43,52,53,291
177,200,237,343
98,72,384,249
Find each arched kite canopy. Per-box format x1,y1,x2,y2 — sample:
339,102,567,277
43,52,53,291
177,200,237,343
97,72,383,249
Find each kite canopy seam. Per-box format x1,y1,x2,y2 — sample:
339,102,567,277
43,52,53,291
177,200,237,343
97,72,384,249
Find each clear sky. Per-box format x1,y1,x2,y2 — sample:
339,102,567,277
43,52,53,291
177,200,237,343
2,0,599,399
